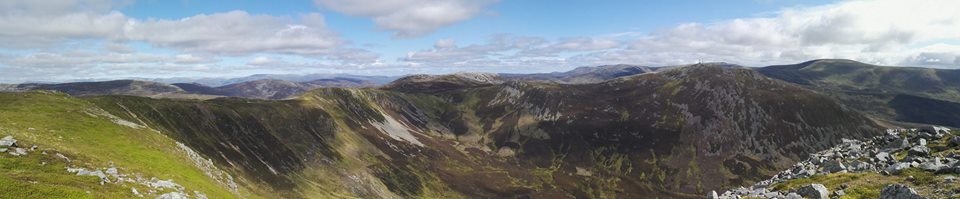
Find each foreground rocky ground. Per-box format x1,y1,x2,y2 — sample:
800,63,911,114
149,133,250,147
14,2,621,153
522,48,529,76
713,126,958,199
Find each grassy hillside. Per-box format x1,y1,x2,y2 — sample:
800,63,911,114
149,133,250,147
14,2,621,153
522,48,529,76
0,91,247,198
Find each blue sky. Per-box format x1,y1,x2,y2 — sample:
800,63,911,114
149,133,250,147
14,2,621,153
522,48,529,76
1,0,959,83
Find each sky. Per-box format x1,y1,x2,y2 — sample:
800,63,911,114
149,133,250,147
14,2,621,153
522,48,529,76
1,0,959,83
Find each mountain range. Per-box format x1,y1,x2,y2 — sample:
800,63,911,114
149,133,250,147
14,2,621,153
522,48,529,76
1,59,957,198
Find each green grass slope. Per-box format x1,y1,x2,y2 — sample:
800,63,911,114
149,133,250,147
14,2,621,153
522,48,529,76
0,91,247,198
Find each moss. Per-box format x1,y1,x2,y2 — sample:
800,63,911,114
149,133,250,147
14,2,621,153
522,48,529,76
898,168,936,185
0,148,148,198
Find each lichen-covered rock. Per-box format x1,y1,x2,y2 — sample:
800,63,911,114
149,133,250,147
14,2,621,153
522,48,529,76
157,192,188,199
919,157,949,173
13,147,27,156
796,184,829,199
0,135,16,147
821,160,847,173
908,146,930,157
876,152,893,162
886,138,910,150
886,163,912,175
880,184,925,199
784,192,803,199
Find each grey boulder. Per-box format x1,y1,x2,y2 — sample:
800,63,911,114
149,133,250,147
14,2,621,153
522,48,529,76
886,163,912,175
821,160,847,173
880,184,925,199
908,146,930,157
0,135,15,147
796,184,829,199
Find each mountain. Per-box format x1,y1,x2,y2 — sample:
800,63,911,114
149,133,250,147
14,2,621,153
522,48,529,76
9,80,214,99
500,64,653,84
155,74,399,87
3,77,377,100
383,72,504,93
757,59,960,127
7,64,872,198
175,78,378,99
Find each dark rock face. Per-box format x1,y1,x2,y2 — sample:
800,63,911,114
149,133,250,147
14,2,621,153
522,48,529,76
88,65,881,198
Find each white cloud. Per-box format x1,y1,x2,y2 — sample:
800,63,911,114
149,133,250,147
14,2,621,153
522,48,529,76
401,35,549,66
434,39,457,49
544,0,960,68
248,56,285,66
0,0,129,48
0,0,369,59
102,42,135,53
1,51,217,68
401,35,627,68
314,0,498,38
124,11,344,56
0,50,239,82
399,0,960,71
0,0,384,82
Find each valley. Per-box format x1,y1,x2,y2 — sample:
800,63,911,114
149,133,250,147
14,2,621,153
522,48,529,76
1,63,893,198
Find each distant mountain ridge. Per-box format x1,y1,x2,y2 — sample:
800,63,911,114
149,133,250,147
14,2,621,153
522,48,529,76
499,64,654,84
152,73,400,87
756,59,960,127
14,80,187,97
1,77,378,99
191,78,378,99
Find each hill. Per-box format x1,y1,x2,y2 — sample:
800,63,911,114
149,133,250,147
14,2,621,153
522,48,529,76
757,59,960,127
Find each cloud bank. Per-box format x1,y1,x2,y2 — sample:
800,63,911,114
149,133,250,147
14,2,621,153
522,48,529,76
1,0,959,83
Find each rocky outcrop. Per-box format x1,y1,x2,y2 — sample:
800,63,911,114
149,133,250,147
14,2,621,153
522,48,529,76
1,135,28,156
796,184,828,199
881,184,925,199
714,126,953,198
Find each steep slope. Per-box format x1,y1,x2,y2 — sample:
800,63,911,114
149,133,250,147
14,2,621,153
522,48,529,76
403,64,880,197
0,91,247,198
75,64,881,198
500,64,653,84
757,59,960,127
